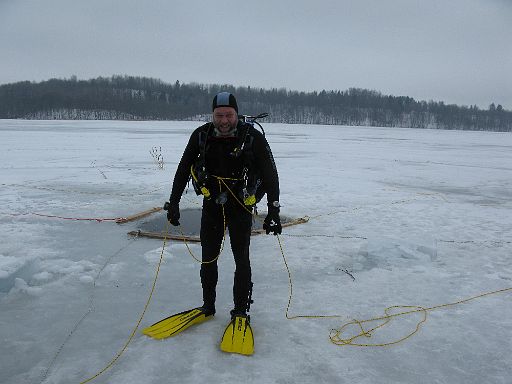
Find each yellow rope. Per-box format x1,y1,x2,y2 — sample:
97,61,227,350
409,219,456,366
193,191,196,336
181,173,258,263
79,223,169,384
217,178,253,216
180,179,227,264
330,287,512,347
285,211,512,346
218,177,348,320
277,233,345,320
218,178,347,321
275,205,512,345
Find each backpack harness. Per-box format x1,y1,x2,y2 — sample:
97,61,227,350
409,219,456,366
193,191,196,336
190,115,267,206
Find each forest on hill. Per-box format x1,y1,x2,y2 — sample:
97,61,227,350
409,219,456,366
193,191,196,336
0,75,510,131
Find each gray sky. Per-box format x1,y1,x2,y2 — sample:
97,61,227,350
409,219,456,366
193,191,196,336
1,0,511,109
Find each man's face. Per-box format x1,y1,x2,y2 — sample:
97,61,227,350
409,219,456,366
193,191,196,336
213,106,238,134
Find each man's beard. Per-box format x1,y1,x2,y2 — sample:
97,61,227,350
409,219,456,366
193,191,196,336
213,121,237,137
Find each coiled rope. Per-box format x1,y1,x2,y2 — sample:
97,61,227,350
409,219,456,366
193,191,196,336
329,287,512,347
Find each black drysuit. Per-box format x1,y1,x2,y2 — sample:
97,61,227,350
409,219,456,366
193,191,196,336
169,121,280,313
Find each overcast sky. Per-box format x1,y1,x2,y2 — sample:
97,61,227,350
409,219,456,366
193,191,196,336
1,0,511,109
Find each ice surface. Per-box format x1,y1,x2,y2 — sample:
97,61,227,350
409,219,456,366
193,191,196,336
0,120,511,384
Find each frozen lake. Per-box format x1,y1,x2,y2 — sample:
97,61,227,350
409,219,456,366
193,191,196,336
1,119,511,384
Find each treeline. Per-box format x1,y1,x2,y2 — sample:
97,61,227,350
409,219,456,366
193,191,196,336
0,75,511,131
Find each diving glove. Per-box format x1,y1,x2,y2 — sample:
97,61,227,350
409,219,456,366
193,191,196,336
164,201,180,226
263,205,281,235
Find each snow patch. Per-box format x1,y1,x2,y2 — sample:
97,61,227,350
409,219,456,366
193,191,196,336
143,247,173,264
32,271,54,282
0,254,25,278
9,278,43,296
79,275,94,284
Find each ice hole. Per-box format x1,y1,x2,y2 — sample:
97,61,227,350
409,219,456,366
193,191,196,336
126,208,308,241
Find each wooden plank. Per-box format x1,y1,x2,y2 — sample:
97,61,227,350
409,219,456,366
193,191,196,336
116,207,162,224
127,230,201,242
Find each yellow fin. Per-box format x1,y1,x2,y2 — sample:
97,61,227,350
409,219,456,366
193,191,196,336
142,308,212,339
220,315,254,355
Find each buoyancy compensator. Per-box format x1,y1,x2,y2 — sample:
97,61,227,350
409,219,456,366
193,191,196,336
190,113,268,206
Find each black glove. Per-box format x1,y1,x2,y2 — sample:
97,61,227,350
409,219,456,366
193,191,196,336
263,206,282,235
164,201,180,226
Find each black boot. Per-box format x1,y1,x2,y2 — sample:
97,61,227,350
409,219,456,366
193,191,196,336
200,305,216,316
202,286,216,316
230,308,248,319
232,281,253,319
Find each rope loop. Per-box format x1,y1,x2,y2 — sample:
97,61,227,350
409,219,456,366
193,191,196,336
179,178,227,264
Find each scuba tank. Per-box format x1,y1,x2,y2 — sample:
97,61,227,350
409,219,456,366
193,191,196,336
238,113,268,206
